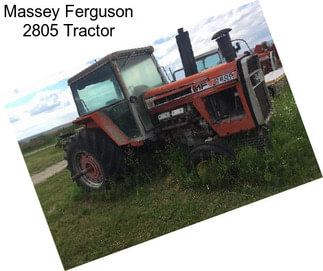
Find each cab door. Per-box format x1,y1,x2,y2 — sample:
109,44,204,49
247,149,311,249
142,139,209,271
116,53,166,133
71,63,141,139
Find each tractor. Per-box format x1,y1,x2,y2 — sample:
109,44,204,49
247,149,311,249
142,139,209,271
171,48,225,81
171,39,280,82
254,41,281,74
64,28,273,191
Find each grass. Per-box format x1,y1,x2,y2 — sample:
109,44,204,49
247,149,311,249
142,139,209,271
36,169,270,270
34,85,321,270
24,146,64,175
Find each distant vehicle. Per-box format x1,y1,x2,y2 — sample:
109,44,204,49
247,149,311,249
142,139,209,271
254,42,281,75
170,40,280,82
172,49,225,81
55,132,75,148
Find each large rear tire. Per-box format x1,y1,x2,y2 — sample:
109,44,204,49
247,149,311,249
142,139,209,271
64,129,124,191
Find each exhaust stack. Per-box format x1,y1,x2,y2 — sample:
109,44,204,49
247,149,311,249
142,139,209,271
176,28,198,77
212,28,237,63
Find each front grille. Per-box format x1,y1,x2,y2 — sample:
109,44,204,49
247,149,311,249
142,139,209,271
247,55,259,74
154,88,192,106
204,87,244,123
237,55,273,127
254,82,271,120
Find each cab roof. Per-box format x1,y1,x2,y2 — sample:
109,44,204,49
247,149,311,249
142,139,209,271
68,46,154,85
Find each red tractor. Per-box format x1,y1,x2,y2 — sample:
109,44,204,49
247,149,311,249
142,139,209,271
65,28,273,191
254,41,281,74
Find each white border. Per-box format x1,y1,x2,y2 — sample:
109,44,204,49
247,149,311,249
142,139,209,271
0,0,322,270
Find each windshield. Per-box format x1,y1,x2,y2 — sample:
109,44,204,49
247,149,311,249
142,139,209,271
71,64,124,116
117,54,164,97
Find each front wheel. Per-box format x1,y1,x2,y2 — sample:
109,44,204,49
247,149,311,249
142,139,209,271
64,129,124,191
186,142,235,188
186,142,235,172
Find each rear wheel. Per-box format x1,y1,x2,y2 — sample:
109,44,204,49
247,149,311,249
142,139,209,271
64,129,124,191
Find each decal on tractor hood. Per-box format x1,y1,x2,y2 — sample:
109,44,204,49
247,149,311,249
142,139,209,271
191,72,235,92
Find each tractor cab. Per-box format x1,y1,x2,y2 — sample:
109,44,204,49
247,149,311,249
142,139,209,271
172,49,225,81
68,47,167,144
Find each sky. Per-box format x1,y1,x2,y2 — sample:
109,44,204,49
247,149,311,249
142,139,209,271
4,1,272,141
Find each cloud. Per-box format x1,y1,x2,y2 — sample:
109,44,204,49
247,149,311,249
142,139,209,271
9,116,20,123
3,62,90,106
153,1,271,73
8,88,78,140
6,86,78,140
29,103,61,116
154,35,175,45
28,88,75,115
29,92,61,116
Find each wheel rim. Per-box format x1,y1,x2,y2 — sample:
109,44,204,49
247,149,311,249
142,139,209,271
75,151,105,188
196,160,213,179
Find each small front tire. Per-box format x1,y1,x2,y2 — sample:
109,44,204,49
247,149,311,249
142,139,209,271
186,141,235,172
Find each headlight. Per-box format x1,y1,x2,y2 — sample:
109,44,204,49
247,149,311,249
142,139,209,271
144,97,155,109
158,107,185,122
158,111,170,121
250,71,262,87
171,107,184,117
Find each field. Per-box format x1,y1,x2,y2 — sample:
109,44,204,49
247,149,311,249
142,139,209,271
31,85,321,270
19,123,77,155
24,147,64,175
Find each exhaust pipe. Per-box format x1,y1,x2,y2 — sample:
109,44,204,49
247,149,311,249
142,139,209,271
176,28,198,77
212,28,237,63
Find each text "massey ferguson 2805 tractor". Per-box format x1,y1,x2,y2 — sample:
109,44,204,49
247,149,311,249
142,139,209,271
64,28,273,191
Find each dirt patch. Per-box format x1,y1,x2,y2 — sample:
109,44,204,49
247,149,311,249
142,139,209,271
32,160,67,185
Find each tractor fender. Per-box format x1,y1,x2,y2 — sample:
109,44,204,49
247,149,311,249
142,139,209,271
73,111,131,146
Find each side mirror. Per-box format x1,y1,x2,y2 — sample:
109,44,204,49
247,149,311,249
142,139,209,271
129,96,137,103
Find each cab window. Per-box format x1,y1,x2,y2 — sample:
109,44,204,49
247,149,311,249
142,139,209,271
71,64,124,116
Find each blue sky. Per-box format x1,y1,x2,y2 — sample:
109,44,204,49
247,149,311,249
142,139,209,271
5,1,272,141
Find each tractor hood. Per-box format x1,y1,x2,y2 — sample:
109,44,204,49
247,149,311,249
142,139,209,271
144,60,238,110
